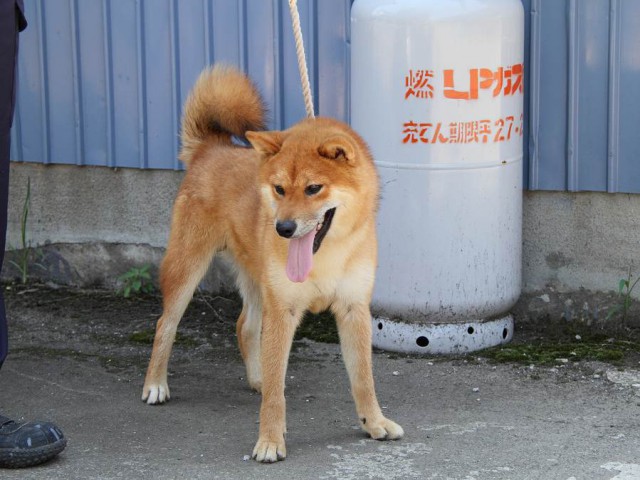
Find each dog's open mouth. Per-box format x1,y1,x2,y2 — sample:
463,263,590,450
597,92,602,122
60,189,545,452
285,207,337,283
313,207,336,254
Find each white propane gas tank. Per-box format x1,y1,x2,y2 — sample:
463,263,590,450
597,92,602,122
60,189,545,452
351,0,524,354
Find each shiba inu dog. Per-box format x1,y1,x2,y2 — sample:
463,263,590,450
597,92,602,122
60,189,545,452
142,65,403,462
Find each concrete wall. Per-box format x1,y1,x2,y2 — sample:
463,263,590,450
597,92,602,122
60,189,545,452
1,163,234,291
523,191,640,296
3,163,640,298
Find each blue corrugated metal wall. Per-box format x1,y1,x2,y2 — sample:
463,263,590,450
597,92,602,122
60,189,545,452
525,0,640,193
9,0,640,193
10,0,350,170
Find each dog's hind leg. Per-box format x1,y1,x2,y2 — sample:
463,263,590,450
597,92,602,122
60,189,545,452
236,274,262,391
142,205,219,405
332,302,404,441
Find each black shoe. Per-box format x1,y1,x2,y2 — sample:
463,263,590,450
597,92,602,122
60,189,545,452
0,415,67,468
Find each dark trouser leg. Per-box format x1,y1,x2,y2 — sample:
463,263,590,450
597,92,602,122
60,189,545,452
0,4,67,469
0,131,8,368
0,1,20,368
0,131,9,368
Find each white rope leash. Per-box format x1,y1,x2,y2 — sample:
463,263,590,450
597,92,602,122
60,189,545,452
287,0,315,119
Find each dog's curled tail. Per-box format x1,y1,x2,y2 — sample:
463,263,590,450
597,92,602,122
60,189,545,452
179,65,265,167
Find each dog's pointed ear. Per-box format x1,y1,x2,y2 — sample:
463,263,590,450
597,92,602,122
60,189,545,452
246,131,285,156
318,135,357,164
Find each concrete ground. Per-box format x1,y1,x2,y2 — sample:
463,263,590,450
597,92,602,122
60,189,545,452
0,287,639,479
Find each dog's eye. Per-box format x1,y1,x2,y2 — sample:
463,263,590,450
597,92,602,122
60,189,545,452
274,185,285,196
305,184,323,196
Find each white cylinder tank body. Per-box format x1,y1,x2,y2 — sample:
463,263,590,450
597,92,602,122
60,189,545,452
351,0,524,354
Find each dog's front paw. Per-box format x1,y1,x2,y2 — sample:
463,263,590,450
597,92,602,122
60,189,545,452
142,382,170,405
362,416,404,440
252,437,286,463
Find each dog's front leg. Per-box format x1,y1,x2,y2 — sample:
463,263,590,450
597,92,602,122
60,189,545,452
252,297,300,463
332,302,404,440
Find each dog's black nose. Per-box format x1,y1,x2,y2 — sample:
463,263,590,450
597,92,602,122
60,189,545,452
276,220,297,238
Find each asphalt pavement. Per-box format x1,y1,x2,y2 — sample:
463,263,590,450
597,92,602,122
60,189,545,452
1,295,639,479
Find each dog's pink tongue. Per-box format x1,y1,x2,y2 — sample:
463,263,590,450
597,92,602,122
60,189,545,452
286,229,316,283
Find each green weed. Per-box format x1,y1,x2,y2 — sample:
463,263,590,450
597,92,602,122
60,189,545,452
607,268,639,324
480,339,636,366
118,264,154,298
8,177,45,284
